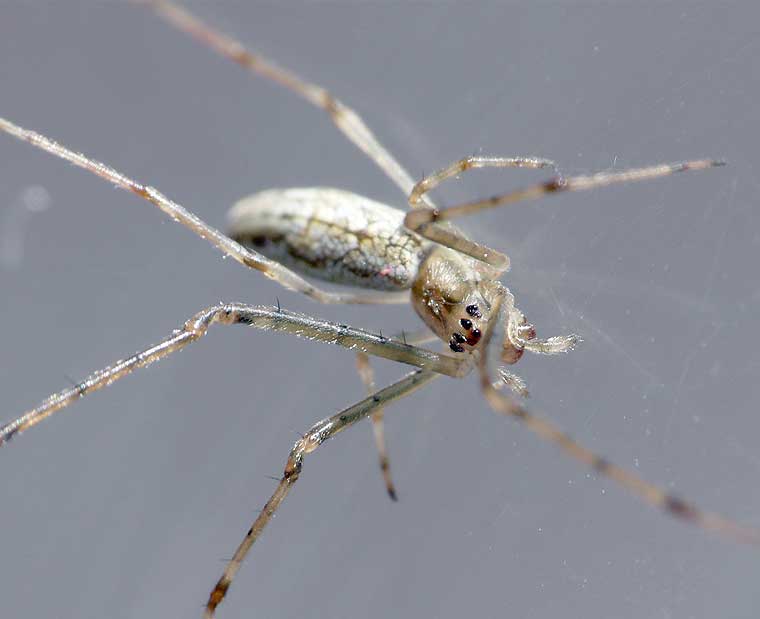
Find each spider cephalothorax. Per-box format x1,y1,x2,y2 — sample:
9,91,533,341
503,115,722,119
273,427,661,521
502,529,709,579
409,246,536,363
410,246,491,350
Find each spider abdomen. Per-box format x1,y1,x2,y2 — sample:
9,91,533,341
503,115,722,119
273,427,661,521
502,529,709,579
228,187,428,291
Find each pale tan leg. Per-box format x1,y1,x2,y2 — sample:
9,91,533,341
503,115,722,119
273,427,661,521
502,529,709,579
405,156,723,265
403,156,557,270
0,304,470,446
495,368,529,398
407,155,558,208
356,352,397,500
522,335,580,355
146,0,433,207
203,369,439,618
356,327,452,498
478,291,760,547
0,117,408,305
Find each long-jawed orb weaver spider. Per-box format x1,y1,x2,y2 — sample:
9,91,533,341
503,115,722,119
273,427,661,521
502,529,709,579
1,1,760,619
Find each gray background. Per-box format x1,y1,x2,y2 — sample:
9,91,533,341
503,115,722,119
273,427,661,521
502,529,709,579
1,3,759,619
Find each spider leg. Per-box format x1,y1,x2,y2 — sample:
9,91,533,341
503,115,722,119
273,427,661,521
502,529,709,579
404,156,723,266
203,369,439,619
0,117,408,305
477,291,760,546
356,352,398,500
403,155,556,271
522,335,580,355
495,368,530,398
407,155,558,208
145,0,432,207
354,329,438,499
0,304,469,446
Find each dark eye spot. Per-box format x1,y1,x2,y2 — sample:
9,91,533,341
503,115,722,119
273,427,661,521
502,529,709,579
459,318,472,330
466,304,481,318
452,332,466,344
449,340,465,353
466,328,481,345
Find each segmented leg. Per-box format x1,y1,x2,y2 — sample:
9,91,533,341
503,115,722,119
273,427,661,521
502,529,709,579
407,155,558,207
356,352,397,500
495,368,529,398
0,117,412,305
405,157,724,264
522,335,580,355
146,0,432,207
0,304,469,446
403,156,556,270
203,369,439,619
478,291,760,546
354,328,439,499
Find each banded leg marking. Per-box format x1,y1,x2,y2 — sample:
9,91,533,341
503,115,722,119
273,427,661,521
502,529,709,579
405,156,723,266
203,369,439,618
1,304,467,446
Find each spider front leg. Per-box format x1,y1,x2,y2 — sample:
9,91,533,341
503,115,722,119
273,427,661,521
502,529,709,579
203,369,439,619
404,154,723,267
407,155,559,208
404,155,557,271
0,305,469,445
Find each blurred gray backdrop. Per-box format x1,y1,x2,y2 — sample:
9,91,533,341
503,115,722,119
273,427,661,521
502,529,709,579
1,3,759,619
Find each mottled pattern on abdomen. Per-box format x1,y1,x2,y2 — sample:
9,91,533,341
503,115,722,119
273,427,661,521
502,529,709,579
227,188,428,291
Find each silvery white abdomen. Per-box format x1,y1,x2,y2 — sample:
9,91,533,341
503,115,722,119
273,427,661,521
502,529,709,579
228,187,428,291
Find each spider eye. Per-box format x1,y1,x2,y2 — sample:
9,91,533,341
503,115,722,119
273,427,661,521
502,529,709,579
465,304,481,318
460,318,472,330
449,340,465,353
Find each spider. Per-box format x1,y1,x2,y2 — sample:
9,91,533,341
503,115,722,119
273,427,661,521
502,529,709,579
1,2,758,618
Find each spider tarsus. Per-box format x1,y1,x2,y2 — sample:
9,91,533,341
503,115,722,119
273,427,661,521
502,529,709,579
0,424,17,445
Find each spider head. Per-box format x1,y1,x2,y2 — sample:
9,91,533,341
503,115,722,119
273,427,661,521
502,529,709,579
411,248,535,361
412,249,536,365
411,248,489,352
